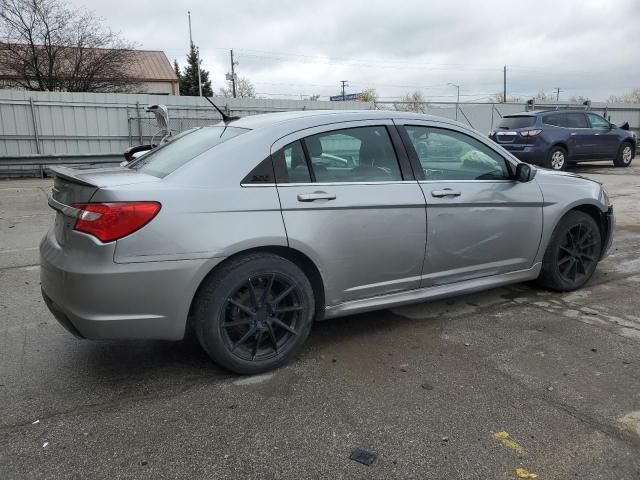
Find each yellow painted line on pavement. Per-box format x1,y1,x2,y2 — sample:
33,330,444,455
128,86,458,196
515,467,538,478
492,431,525,455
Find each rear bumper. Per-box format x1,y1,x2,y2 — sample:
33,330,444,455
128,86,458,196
40,228,218,341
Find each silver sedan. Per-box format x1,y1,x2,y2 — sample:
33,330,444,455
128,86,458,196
40,110,614,374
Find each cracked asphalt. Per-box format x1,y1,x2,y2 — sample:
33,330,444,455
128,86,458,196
1,163,639,479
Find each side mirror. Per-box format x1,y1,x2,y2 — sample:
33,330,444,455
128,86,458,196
620,121,630,131
515,163,534,182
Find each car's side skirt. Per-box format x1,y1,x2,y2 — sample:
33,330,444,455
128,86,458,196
322,263,542,319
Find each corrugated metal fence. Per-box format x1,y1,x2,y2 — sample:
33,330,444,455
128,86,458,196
0,90,373,176
1,89,638,177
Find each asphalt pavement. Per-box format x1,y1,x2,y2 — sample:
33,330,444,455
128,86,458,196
1,163,639,479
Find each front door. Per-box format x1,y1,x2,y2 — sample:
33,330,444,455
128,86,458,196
397,122,544,286
272,120,427,306
586,113,619,158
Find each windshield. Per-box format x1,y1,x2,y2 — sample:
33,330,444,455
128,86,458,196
128,125,248,177
498,116,536,129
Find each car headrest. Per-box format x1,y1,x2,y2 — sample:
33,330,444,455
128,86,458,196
306,136,323,157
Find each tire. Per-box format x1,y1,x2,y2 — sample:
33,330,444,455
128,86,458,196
193,253,315,374
544,146,567,170
537,211,602,291
613,142,634,167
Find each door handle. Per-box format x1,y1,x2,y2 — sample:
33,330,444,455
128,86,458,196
297,191,337,202
431,189,461,198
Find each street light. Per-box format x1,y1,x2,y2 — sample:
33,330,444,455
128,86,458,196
448,83,460,120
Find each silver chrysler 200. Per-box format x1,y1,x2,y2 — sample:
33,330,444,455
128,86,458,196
40,110,614,374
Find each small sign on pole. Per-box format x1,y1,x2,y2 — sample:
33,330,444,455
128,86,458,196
330,93,362,101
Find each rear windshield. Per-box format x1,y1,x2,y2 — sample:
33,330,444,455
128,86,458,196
128,126,248,177
497,116,536,129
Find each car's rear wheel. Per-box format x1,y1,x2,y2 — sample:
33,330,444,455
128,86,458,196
614,142,634,167
194,253,315,374
545,146,567,170
537,211,602,291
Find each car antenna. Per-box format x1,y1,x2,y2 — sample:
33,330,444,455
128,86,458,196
203,96,239,123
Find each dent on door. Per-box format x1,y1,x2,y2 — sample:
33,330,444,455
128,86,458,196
421,181,544,286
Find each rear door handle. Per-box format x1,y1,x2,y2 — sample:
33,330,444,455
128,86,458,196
431,189,461,198
297,191,337,202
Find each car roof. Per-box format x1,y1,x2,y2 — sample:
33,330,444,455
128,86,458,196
229,109,464,130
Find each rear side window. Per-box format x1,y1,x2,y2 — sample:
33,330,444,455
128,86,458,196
566,113,589,128
304,126,402,182
543,113,567,127
272,141,311,183
273,126,403,183
497,116,535,129
128,126,248,177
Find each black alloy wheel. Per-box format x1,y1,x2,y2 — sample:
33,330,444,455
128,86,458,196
220,274,305,362
194,253,315,374
537,211,602,291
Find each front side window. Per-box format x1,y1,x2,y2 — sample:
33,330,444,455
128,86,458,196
304,126,402,182
405,126,510,181
566,113,589,129
587,113,610,129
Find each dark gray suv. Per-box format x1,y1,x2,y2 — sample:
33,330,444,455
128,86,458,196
489,110,636,170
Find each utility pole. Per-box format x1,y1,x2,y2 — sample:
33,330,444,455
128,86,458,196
503,65,507,103
340,80,348,101
230,49,238,98
187,11,202,96
556,87,561,102
448,83,460,120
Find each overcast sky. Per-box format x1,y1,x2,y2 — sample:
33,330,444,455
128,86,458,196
80,0,639,102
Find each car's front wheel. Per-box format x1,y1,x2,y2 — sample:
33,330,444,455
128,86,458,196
545,146,567,170
614,142,634,167
194,253,315,374
537,211,602,291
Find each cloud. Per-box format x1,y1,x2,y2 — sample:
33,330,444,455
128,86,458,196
79,0,640,101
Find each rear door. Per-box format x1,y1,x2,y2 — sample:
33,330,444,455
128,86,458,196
272,120,427,306
396,120,543,286
586,113,619,158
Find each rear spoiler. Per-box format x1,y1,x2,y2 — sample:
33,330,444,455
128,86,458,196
49,166,101,188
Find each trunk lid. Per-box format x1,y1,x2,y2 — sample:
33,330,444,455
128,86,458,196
49,166,160,246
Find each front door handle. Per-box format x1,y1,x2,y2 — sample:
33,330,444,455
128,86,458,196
431,189,461,198
297,191,337,202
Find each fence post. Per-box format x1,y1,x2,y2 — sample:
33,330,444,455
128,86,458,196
136,101,142,145
127,117,132,147
29,97,42,154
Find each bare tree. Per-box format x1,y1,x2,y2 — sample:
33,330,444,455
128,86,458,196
219,77,256,98
358,88,378,103
533,91,558,103
394,91,427,113
607,88,640,104
492,92,522,103
569,95,590,104
0,0,139,92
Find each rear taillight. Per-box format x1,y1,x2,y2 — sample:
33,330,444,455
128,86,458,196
520,129,543,137
71,202,161,242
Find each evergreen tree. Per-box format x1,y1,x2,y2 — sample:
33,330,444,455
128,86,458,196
180,43,213,96
173,59,181,82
